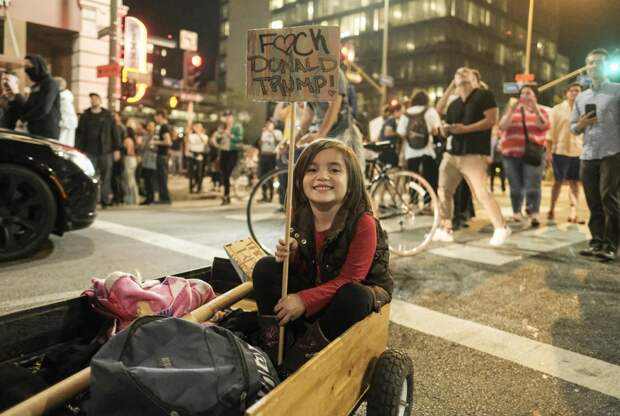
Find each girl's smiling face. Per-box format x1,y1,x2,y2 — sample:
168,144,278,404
302,148,348,209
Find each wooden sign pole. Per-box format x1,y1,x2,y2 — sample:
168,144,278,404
277,103,297,366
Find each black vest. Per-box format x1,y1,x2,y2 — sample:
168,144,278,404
292,204,393,303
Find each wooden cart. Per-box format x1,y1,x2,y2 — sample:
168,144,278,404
0,259,413,416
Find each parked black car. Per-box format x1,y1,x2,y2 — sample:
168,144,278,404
0,129,98,261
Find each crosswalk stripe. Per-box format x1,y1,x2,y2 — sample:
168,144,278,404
429,223,589,265
92,220,227,262
390,299,620,399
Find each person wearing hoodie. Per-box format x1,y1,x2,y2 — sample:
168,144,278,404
54,77,78,147
19,55,61,139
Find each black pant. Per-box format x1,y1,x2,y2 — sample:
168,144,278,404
259,154,277,201
220,150,239,197
156,155,171,202
581,152,620,251
488,161,506,192
252,257,374,340
407,155,438,205
453,180,475,228
142,168,156,203
89,153,113,205
188,155,205,192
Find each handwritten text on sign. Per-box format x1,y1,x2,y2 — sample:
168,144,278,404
246,26,340,102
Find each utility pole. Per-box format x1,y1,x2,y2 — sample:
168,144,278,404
524,0,534,74
108,0,119,111
380,0,389,107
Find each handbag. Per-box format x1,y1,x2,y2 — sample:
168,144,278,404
520,107,544,166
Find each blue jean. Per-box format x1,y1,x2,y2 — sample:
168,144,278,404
502,156,545,215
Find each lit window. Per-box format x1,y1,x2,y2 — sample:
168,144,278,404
270,0,284,10
271,20,284,29
308,1,314,20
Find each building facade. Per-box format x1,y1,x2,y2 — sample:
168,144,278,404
0,0,121,112
220,0,569,115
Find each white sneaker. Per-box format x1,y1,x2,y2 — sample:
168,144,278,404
489,226,511,246
431,228,454,243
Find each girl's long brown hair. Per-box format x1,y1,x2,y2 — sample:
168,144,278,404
292,139,372,226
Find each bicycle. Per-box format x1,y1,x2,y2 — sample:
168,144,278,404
246,140,440,256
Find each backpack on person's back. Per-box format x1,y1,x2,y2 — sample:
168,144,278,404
404,108,430,149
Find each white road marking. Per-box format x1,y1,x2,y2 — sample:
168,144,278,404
429,244,522,265
429,223,589,265
227,212,282,222
390,299,620,399
92,220,227,261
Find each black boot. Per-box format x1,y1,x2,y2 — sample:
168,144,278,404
280,322,329,378
257,315,280,365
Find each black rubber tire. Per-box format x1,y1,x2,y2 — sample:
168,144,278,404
0,164,57,261
366,349,414,416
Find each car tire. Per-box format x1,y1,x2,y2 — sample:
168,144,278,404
366,349,414,416
0,164,57,261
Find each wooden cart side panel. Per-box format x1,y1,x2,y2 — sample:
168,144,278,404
246,305,390,416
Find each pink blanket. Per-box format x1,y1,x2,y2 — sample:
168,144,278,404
83,272,216,335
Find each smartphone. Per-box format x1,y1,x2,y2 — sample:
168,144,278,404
585,103,597,118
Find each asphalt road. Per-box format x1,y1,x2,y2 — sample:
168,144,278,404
0,178,618,415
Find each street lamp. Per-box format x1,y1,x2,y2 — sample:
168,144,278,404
524,0,535,75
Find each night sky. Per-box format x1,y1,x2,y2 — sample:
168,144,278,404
123,0,220,80
559,0,620,69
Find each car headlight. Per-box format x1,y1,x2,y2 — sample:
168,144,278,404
53,147,96,178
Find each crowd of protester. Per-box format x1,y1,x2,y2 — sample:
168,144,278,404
1,48,618,260
369,47,619,261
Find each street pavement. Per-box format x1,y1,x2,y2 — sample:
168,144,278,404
0,175,618,415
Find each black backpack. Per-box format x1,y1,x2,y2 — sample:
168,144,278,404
404,108,430,149
88,316,279,416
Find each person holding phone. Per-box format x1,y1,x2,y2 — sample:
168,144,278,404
498,84,551,227
0,73,25,130
570,48,620,262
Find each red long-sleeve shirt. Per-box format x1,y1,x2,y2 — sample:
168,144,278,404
297,213,377,317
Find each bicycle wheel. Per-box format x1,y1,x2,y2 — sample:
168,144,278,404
370,170,440,256
246,168,288,255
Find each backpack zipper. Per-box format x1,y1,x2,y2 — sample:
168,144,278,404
224,329,250,412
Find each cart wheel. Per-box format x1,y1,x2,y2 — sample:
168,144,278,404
366,349,414,416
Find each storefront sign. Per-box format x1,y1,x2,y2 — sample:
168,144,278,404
96,62,120,78
124,16,147,73
246,25,340,102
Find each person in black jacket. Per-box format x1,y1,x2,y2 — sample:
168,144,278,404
75,92,121,207
19,55,61,139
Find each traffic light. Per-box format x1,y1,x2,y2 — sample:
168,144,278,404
607,49,620,81
183,51,203,91
169,95,179,109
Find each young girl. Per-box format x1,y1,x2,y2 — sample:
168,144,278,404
252,139,393,375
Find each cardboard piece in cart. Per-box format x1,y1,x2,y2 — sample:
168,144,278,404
224,238,267,282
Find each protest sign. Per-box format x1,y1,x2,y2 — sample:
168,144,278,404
246,25,340,102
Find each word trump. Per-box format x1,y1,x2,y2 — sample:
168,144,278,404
246,26,340,102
